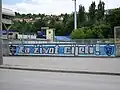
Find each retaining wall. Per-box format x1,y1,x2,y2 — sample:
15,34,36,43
8,43,115,57
116,44,120,57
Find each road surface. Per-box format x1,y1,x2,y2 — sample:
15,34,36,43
0,69,120,90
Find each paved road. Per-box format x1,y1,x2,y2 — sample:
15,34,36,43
0,69,120,90
3,57,120,73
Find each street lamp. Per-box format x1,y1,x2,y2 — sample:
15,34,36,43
72,0,77,30
0,0,3,65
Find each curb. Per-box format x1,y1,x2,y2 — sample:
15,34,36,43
0,66,120,76
4,56,116,58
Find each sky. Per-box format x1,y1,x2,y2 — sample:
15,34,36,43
3,0,120,15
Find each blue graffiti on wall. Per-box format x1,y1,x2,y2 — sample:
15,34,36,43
104,44,114,56
9,45,16,55
9,44,115,57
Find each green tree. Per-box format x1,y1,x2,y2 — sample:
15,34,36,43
63,14,74,36
26,13,32,18
71,28,86,39
92,25,104,38
70,25,110,39
54,23,64,36
85,28,94,38
33,19,47,32
11,21,25,33
48,18,56,28
88,1,96,24
106,8,120,28
78,5,86,28
105,8,120,38
96,0,105,23
99,24,113,38
63,13,69,25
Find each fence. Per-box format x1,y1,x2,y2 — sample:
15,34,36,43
7,38,115,44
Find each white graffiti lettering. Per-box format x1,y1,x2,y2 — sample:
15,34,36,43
11,44,102,56
55,45,59,54
24,47,30,54
19,46,24,53
95,44,100,55
75,47,79,56
85,46,89,54
78,46,85,54
64,47,72,54
72,47,75,54
34,47,39,54
49,48,55,54
39,47,43,54
43,48,49,54
88,46,94,54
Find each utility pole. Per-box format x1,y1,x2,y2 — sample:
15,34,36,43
72,0,77,30
0,0,3,65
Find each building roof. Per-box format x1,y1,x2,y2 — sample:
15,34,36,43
55,36,71,41
1,30,17,33
2,8,15,16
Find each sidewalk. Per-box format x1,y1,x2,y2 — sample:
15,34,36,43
0,57,120,75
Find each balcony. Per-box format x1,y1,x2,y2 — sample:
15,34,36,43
2,8,15,16
2,18,13,24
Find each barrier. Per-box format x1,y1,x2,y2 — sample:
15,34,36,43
9,43,115,57
3,39,9,56
116,44,120,57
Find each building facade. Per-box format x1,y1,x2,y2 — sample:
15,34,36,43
2,8,15,30
2,8,16,39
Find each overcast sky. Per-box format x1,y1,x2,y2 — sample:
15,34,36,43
3,0,120,15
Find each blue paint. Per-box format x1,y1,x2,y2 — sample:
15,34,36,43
104,44,114,56
9,44,115,57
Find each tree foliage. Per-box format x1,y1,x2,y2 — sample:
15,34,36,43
78,5,86,28
71,24,111,39
96,0,105,23
106,8,120,28
10,0,120,39
71,28,86,39
88,1,96,24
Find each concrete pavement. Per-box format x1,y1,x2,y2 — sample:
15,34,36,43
0,57,120,75
0,69,120,90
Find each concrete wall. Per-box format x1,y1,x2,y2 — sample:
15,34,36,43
8,43,115,57
2,40,120,57
3,40,9,56
116,44,120,57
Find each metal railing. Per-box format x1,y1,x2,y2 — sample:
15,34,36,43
3,38,116,45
